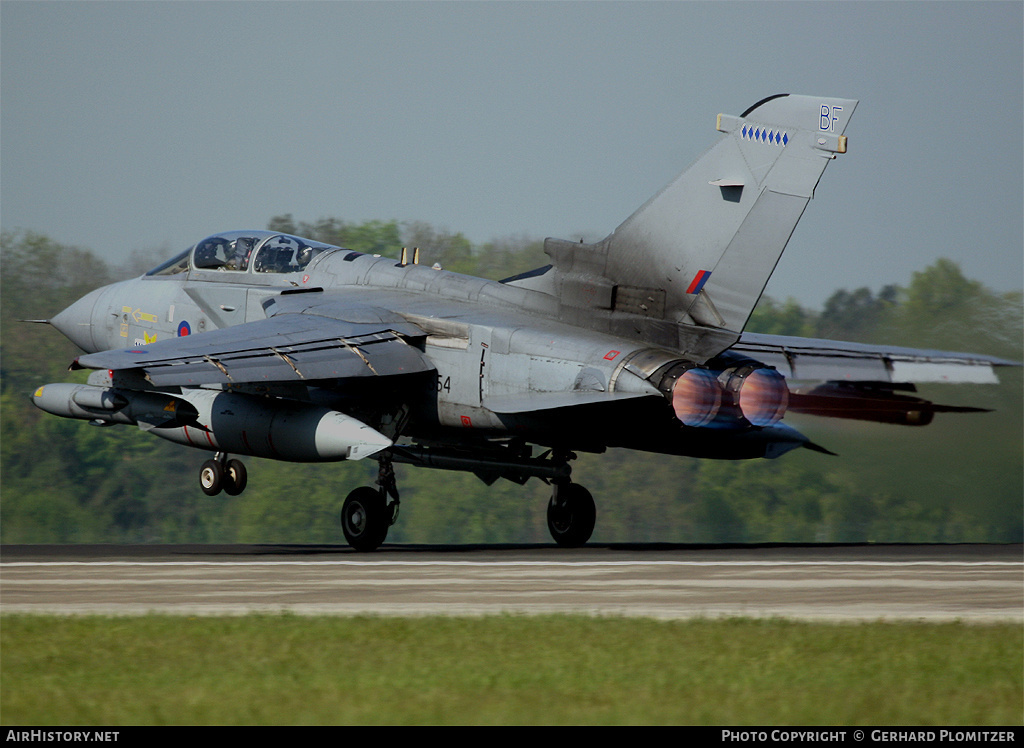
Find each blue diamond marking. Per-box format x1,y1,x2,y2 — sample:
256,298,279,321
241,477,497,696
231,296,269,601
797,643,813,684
782,132,789,146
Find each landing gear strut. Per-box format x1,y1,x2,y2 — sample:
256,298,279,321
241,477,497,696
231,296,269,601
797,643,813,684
338,443,595,550
340,452,400,552
199,453,247,496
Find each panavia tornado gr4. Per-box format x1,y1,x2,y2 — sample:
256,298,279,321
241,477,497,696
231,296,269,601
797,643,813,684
34,94,1016,550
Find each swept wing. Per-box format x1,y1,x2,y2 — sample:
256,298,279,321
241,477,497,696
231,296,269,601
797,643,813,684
73,305,433,387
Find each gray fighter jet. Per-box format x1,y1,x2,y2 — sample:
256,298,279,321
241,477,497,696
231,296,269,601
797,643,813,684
33,94,1016,550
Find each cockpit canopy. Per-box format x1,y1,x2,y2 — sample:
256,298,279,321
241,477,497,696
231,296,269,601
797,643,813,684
146,231,341,277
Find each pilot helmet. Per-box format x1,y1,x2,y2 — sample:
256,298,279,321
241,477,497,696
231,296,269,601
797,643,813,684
195,240,221,267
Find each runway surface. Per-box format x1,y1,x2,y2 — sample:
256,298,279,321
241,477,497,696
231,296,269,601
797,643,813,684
2,543,1021,621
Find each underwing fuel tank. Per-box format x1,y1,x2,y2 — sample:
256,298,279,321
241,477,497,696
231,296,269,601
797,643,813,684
32,384,391,462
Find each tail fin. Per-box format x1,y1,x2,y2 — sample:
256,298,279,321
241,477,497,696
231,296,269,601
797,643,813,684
544,94,857,336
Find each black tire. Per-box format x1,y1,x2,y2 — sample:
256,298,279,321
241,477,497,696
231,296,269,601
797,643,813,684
199,459,223,496
341,487,389,552
223,459,248,496
547,483,596,547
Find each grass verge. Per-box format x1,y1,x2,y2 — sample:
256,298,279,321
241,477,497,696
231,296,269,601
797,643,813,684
1,614,1020,725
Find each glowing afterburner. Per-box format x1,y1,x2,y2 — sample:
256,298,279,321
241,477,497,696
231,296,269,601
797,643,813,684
671,368,722,427
668,364,789,428
735,367,789,427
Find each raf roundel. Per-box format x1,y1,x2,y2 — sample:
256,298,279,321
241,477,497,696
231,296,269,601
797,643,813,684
177,321,191,337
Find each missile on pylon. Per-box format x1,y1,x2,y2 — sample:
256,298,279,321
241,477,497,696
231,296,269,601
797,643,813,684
32,382,199,429
32,383,391,462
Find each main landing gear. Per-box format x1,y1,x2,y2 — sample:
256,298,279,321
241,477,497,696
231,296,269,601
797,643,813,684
546,481,596,548
199,453,248,496
341,452,401,552
340,445,596,551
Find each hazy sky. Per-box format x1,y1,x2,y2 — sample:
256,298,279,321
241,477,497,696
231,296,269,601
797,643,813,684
2,1,1021,308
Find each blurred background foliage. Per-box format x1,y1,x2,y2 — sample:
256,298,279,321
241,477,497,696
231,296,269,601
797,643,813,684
2,222,1020,544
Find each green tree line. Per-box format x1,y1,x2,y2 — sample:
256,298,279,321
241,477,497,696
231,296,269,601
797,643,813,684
1,223,1020,544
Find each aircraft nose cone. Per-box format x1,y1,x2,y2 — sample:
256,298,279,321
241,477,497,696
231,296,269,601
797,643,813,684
50,286,111,352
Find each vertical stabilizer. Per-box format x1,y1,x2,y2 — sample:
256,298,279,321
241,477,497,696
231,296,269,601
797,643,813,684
545,94,857,336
